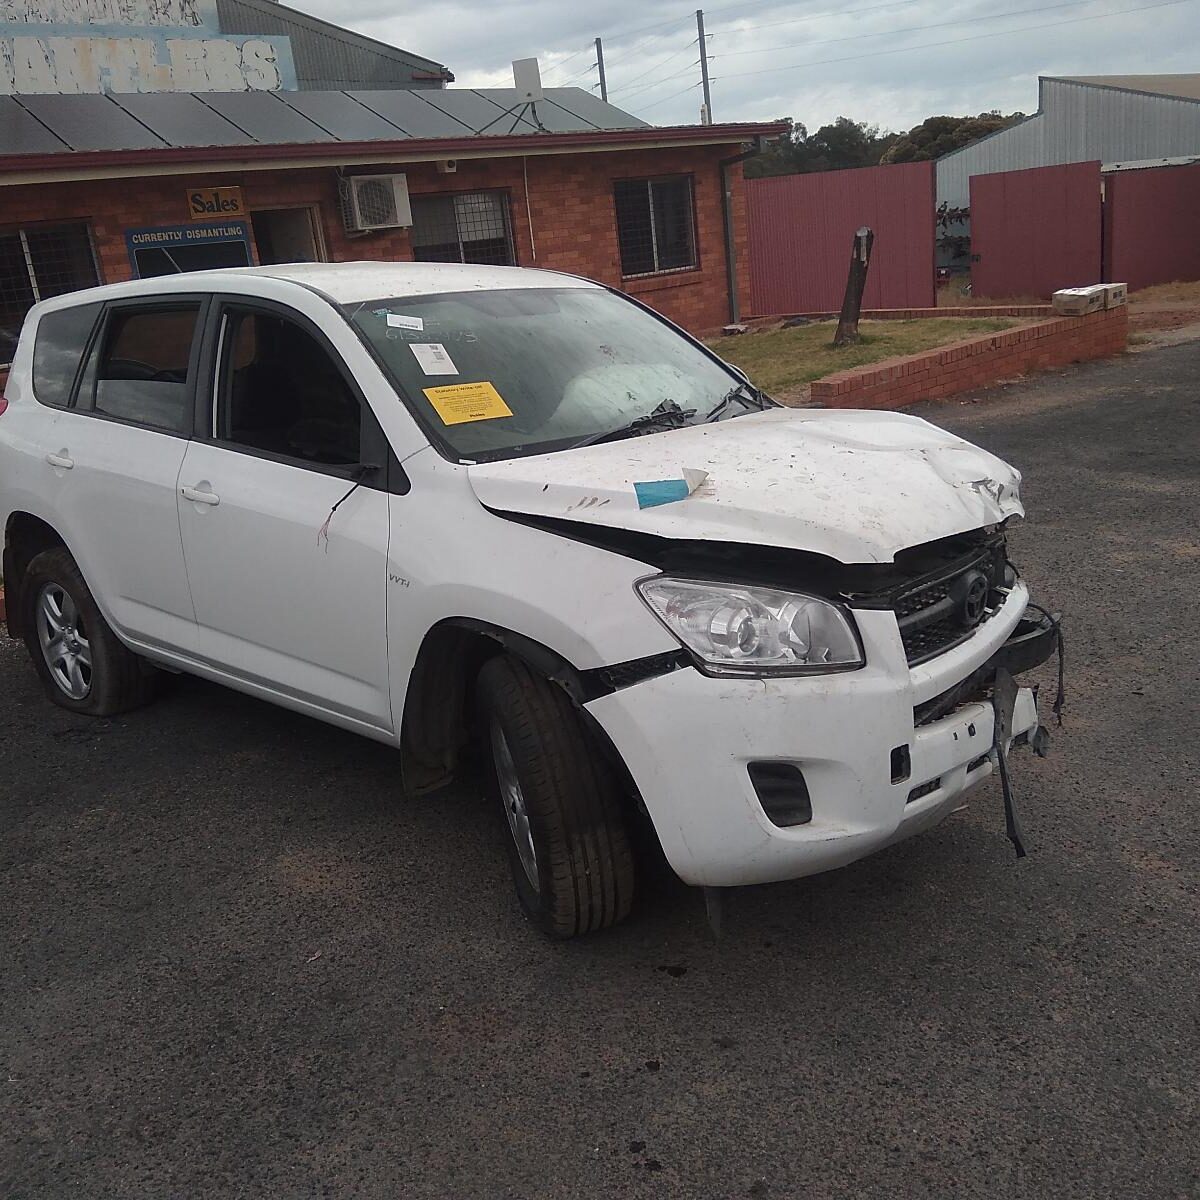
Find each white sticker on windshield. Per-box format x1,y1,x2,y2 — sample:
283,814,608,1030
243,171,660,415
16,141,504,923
387,313,424,331
409,343,458,376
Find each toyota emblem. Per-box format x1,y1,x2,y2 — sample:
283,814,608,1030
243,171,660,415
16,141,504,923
950,570,990,629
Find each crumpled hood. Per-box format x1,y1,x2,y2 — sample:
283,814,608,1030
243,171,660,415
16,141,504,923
468,407,1023,564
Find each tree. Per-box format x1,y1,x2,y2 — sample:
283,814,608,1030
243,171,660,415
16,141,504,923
881,111,1025,164
745,116,899,178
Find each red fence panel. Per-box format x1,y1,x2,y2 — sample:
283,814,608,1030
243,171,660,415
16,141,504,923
746,162,935,316
1104,161,1200,292
970,161,1102,299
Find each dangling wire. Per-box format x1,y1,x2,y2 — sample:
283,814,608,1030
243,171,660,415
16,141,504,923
1025,601,1066,725
317,465,380,552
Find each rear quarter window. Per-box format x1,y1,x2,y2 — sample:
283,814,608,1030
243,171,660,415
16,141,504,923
32,303,102,409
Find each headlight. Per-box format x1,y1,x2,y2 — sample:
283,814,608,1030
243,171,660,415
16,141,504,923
636,577,864,676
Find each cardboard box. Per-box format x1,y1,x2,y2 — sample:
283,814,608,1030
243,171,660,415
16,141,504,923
1104,283,1128,309
1052,285,1106,316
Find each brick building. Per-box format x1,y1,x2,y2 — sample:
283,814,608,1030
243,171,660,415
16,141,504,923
0,1,784,378
0,109,783,372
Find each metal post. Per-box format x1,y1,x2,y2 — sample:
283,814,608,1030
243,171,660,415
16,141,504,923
696,9,712,124
594,37,608,102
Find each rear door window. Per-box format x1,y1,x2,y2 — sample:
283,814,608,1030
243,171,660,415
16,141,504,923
82,304,203,434
31,302,101,409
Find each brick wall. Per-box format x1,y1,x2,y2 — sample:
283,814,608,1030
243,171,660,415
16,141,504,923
810,305,1128,409
751,305,1054,324
0,143,748,337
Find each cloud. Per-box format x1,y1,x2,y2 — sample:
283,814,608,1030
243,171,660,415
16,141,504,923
290,0,1198,132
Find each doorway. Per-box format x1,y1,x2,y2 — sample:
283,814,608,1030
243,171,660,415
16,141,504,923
250,208,324,265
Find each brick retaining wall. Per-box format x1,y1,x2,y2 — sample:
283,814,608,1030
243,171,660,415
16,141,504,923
749,305,1053,326
810,305,1127,409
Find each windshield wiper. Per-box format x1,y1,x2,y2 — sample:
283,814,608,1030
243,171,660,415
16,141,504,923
568,397,697,450
704,379,772,423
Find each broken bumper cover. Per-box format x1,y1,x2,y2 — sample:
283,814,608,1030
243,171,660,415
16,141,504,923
586,583,1057,888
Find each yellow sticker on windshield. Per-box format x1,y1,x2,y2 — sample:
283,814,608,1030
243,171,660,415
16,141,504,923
423,381,513,425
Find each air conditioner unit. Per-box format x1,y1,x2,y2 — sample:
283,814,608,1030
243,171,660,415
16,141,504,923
340,173,412,232
436,159,458,174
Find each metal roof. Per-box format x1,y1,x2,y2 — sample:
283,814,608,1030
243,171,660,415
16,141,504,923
215,0,452,89
1050,74,1200,103
0,87,650,156
936,75,1200,209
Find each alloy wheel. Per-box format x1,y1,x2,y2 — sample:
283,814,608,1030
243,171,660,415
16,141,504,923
36,583,92,700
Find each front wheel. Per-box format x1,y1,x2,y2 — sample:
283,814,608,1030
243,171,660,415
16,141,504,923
477,654,635,938
21,547,156,716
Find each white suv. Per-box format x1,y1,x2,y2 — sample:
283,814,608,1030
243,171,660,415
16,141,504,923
0,263,1059,937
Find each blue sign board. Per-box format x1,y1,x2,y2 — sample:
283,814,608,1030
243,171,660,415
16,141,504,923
126,221,253,277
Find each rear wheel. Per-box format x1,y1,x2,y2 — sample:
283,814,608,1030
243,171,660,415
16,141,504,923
477,654,635,938
21,547,156,716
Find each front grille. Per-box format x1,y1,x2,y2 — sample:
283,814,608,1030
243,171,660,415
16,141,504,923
903,616,972,663
894,582,951,619
893,550,1009,666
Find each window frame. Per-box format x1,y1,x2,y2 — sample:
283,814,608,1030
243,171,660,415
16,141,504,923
30,300,103,411
66,295,211,440
408,189,517,267
612,174,700,280
193,295,396,490
0,219,103,367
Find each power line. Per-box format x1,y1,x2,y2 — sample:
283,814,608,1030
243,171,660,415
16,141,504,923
616,61,701,103
638,82,703,113
710,0,1194,82
598,16,696,83
603,9,696,48
714,0,1118,59
540,44,595,85
607,42,698,95
553,62,600,88
709,0,927,38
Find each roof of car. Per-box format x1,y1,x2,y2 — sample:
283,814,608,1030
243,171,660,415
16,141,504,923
43,262,599,311
235,261,598,302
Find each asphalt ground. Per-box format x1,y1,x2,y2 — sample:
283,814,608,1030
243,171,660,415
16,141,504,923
2,342,1197,1199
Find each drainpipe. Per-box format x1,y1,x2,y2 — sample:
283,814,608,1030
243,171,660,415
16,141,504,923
719,136,766,325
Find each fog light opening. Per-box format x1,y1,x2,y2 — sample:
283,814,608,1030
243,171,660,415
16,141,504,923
748,762,813,828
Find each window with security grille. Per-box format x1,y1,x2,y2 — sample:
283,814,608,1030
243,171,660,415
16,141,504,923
0,222,100,365
410,192,515,266
613,176,698,278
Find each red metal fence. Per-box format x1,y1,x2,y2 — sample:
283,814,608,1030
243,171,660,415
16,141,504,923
970,161,1102,299
1103,160,1200,292
745,162,935,316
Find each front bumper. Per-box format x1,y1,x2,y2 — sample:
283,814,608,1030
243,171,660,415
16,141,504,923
586,583,1056,887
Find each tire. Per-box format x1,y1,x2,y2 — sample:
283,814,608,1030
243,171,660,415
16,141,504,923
21,547,156,717
477,653,635,938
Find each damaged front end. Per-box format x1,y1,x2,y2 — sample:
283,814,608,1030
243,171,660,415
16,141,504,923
494,508,1064,868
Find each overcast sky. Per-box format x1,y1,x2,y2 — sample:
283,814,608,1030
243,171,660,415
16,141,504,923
293,0,1197,132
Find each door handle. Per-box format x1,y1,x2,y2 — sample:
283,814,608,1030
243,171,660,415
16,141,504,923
180,485,220,506
45,451,73,470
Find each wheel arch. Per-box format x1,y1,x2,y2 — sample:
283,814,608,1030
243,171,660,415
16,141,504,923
400,617,637,798
3,511,68,641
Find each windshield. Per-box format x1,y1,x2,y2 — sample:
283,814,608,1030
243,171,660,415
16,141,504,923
345,286,754,462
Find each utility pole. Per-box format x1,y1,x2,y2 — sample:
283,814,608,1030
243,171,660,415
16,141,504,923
696,9,712,124
594,37,608,102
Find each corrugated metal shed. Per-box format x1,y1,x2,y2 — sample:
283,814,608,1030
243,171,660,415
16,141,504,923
969,161,1102,298
0,87,648,156
937,75,1200,208
216,0,452,89
746,163,935,314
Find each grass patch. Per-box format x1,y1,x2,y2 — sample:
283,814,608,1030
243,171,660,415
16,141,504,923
1130,280,1200,306
708,318,1020,396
